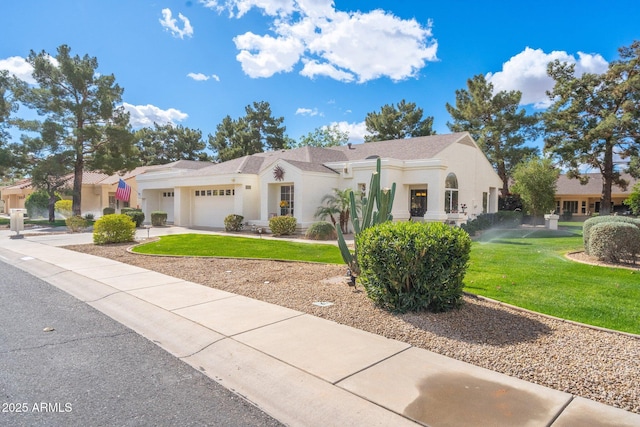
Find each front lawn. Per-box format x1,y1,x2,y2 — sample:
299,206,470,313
466,227,639,334
132,233,344,264
130,227,639,335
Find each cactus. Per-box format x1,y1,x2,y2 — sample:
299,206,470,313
337,157,396,286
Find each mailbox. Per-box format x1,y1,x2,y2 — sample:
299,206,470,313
10,208,27,238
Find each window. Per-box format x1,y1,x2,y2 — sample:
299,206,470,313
482,192,488,214
195,190,200,196
444,173,459,213
563,201,578,214
207,190,212,196
212,190,218,196
280,185,294,216
410,189,427,217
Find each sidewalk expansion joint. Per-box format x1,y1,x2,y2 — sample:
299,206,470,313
333,346,413,385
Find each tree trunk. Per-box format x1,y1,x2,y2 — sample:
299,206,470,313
72,153,84,216
48,193,56,223
600,141,614,215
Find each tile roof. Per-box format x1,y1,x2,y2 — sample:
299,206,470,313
183,132,472,177
556,173,638,195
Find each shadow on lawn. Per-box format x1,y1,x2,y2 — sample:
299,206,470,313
399,295,552,346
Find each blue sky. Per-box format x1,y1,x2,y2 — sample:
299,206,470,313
1,1,638,149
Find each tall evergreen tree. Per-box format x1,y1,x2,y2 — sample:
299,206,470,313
209,101,286,162
294,124,349,148
446,74,539,197
543,40,640,215
135,123,210,165
364,99,434,142
15,45,137,215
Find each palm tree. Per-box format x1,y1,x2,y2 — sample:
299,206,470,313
315,188,360,234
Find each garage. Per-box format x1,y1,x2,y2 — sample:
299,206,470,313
192,187,236,228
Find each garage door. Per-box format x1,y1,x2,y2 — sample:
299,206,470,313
192,188,235,228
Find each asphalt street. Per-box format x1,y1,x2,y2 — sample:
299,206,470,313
0,261,283,427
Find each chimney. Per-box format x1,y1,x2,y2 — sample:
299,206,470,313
347,142,353,149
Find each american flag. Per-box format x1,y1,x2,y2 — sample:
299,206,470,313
115,179,131,202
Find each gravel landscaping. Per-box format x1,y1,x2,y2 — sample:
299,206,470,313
64,241,640,414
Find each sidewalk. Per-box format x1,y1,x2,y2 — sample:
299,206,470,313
1,227,639,426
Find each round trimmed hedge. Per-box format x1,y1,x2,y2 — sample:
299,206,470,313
357,221,471,313
588,222,640,263
305,221,337,240
583,215,640,254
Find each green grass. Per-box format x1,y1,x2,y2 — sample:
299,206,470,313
466,226,640,334
0,218,68,227
130,225,640,335
132,233,344,264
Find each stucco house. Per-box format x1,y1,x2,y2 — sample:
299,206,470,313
0,161,206,217
554,173,638,218
136,132,503,230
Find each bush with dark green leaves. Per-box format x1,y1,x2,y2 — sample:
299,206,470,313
93,214,136,245
305,221,337,240
103,207,116,216
65,215,87,232
583,215,640,254
25,190,58,218
461,211,522,236
588,221,640,263
269,215,297,236
357,221,471,313
151,211,167,226
224,214,245,231
123,209,145,227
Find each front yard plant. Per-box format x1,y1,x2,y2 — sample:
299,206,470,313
358,221,471,313
65,215,87,232
93,214,136,244
224,214,244,231
269,215,297,236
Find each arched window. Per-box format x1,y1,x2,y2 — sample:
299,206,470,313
444,173,459,213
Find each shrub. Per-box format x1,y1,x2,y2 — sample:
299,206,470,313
224,214,245,231
103,207,116,216
358,221,471,313
25,190,56,218
65,215,87,232
123,209,145,227
269,215,297,236
305,221,337,240
151,211,167,226
461,211,522,236
93,214,136,245
55,199,73,217
588,222,640,263
583,215,639,254
84,213,95,221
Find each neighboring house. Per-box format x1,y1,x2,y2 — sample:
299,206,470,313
554,173,638,218
0,178,33,213
0,160,205,217
136,132,503,230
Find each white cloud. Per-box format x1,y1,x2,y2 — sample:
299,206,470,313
122,103,188,128
295,107,321,116
331,120,369,143
211,1,437,82
201,0,295,17
234,32,304,77
159,8,194,39
486,47,609,109
187,72,220,81
0,56,36,84
300,59,354,82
